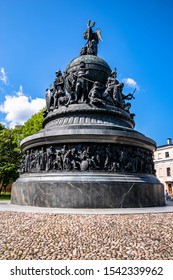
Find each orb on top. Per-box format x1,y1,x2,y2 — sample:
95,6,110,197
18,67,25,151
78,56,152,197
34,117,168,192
64,54,111,92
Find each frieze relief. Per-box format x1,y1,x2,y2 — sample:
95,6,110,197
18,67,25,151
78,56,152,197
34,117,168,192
20,143,155,175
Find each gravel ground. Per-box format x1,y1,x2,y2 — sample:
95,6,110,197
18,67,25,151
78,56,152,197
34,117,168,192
0,211,173,260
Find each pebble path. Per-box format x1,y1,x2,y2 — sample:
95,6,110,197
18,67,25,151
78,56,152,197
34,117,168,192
0,211,173,260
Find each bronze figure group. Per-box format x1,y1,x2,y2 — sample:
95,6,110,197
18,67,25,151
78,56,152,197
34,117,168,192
20,143,155,175
45,64,135,115
45,20,136,116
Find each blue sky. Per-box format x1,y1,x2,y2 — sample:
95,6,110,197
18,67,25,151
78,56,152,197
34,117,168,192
0,0,173,146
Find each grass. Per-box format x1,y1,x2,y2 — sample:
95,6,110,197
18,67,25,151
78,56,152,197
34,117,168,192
0,193,11,200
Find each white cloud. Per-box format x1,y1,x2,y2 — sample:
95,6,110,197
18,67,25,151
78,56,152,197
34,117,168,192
0,67,8,84
123,78,139,90
0,86,45,128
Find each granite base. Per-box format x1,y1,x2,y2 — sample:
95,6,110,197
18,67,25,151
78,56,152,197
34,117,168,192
11,173,165,208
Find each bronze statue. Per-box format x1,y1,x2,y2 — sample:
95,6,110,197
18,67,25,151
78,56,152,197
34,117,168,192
88,81,106,106
74,61,90,102
82,20,103,56
53,70,64,109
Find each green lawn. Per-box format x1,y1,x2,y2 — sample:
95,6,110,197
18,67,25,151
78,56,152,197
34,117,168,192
0,193,11,200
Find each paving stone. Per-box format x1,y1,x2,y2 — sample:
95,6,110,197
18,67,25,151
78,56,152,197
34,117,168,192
0,211,173,260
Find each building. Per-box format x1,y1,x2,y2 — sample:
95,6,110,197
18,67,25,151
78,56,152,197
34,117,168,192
154,138,173,196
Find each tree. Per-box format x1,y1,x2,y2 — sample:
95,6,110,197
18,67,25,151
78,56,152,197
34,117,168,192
0,108,45,193
22,108,44,138
0,127,22,193
0,123,5,130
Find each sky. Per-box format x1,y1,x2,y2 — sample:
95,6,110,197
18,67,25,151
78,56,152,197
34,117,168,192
0,0,173,146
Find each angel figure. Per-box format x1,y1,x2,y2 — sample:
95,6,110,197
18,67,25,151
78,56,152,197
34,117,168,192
82,20,103,56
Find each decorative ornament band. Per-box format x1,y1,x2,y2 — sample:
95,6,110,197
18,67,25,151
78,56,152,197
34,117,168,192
20,143,155,175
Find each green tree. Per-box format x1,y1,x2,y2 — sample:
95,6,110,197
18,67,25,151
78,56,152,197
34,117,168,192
0,123,5,130
22,108,44,138
0,127,22,193
0,108,45,192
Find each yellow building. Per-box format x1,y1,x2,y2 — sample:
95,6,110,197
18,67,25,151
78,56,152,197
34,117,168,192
154,138,173,196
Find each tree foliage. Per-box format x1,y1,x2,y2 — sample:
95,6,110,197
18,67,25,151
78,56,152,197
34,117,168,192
22,108,44,138
0,123,5,131
0,109,44,192
0,127,22,192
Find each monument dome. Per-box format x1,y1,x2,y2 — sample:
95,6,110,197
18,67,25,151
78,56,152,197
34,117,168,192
65,54,111,87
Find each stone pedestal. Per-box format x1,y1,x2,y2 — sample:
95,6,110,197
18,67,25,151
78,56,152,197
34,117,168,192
11,103,165,208
11,173,165,208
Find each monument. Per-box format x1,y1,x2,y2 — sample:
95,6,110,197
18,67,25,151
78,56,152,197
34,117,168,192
11,21,165,208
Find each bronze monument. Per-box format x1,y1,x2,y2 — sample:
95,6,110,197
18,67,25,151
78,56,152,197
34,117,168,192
11,21,165,208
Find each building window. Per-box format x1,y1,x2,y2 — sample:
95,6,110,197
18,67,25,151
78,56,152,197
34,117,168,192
165,152,169,158
167,167,171,176
159,168,163,177
158,153,162,159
